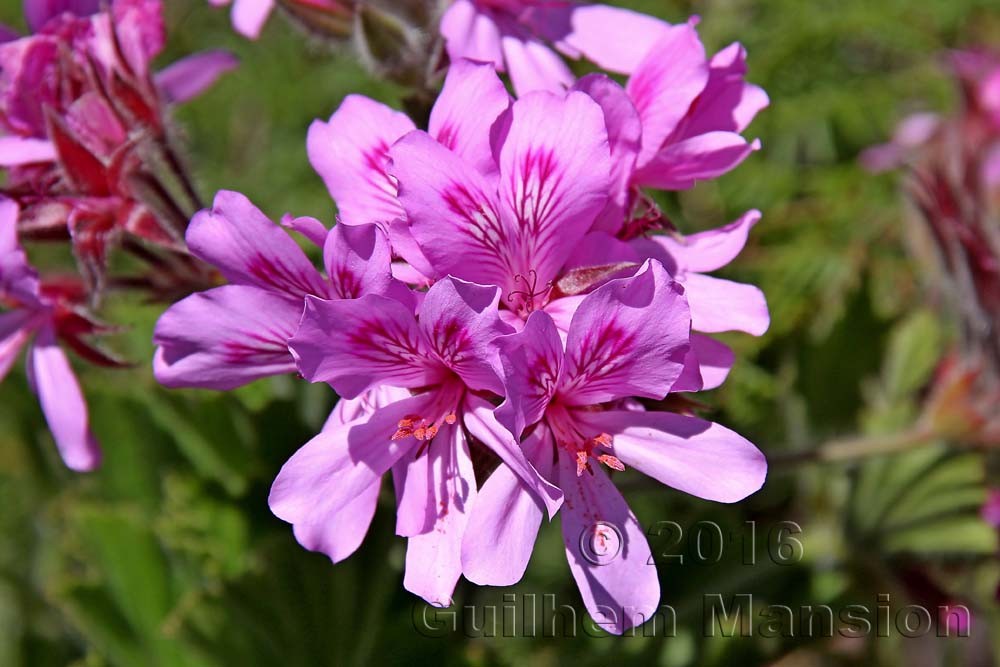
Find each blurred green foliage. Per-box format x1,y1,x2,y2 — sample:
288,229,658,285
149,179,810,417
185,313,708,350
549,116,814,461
1,0,999,665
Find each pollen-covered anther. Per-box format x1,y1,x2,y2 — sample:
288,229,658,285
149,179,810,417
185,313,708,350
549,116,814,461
391,412,458,442
598,454,625,472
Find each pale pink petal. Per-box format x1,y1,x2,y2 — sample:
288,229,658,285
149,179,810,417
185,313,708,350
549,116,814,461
308,96,415,224
0,136,56,166
391,447,435,537
539,295,584,335
627,21,709,168
231,0,274,39
690,334,734,390
429,59,510,177
440,0,503,69
461,427,552,586
187,191,329,298
500,33,575,97
580,410,767,503
155,50,238,103
683,273,769,336
280,214,327,247
292,479,380,564
494,310,563,439
289,294,445,399
324,385,410,430
563,231,641,271
0,309,35,381
496,90,612,296
562,260,690,405
572,74,642,234
463,394,562,517
28,325,100,471
403,423,476,607
559,454,659,635
269,393,428,529
633,132,758,190
416,278,510,394
669,346,704,393
153,285,301,390
542,4,671,74
654,210,761,273
389,130,513,289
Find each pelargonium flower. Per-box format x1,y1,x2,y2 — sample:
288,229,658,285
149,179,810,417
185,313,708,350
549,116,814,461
461,260,766,633
271,276,562,606
1,0,236,290
153,189,412,390
1,196,107,471
440,0,670,95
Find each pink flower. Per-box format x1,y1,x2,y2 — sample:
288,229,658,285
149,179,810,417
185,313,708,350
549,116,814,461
461,260,766,633
981,489,1000,528
0,196,103,471
440,0,671,95
271,276,562,606
153,190,411,390
1,0,237,288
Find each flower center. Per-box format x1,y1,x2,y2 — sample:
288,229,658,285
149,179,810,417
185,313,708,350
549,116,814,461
546,403,624,477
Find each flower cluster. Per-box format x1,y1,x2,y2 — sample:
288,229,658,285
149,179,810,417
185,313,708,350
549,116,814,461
154,13,769,632
0,0,234,469
863,50,1000,446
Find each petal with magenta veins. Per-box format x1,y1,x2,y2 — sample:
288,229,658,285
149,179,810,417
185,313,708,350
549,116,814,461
429,59,511,178
153,285,302,390
308,95,415,224
187,191,329,298
562,260,690,405
289,294,445,399
494,310,563,440
417,277,510,394
323,222,413,307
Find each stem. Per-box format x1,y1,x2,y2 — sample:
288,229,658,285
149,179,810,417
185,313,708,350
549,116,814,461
771,424,937,468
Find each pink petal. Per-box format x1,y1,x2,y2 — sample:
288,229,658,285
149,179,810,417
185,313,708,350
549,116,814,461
0,199,40,304
153,285,302,390
269,393,427,529
572,74,642,234
544,4,671,74
429,59,511,177
280,214,328,247
690,334,734,391
654,209,761,274
562,260,690,405
500,33,574,96
416,278,510,394
323,222,412,306
28,325,101,471
461,426,552,586
324,385,410,430
463,394,562,517
403,423,476,607
155,50,238,104
579,410,767,503
292,479,380,564
0,24,18,42
563,231,641,271
231,0,274,39
187,191,329,298
389,130,512,289
627,21,709,168
289,294,445,399
558,454,659,635
669,346,703,393
0,309,35,381
633,132,758,190
671,42,769,140
683,272,769,336
392,447,435,537
307,96,415,225
0,136,56,166
439,0,504,70
494,310,563,439
495,90,612,293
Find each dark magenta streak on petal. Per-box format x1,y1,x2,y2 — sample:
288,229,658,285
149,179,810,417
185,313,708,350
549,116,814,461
427,317,472,369
246,252,322,297
564,318,635,392
222,330,289,364
347,315,434,372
